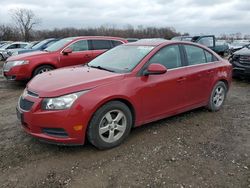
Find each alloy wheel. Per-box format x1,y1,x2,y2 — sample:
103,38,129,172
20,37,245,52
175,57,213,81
98,110,127,143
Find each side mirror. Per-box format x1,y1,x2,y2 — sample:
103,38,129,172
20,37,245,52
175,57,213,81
143,63,167,76
62,48,73,55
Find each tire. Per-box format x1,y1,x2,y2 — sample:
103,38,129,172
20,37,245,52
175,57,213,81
207,81,227,112
87,101,132,150
0,54,3,61
33,65,54,77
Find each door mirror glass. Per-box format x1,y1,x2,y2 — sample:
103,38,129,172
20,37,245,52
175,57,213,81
62,48,73,55
143,63,167,76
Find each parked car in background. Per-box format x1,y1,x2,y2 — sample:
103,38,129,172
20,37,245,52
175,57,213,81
229,44,250,78
0,42,29,61
126,38,139,42
0,41,12,48
228,41,250,54
16,40,232,149
23,41,40,49
3,36,127,80
172,35,229,56
11,38,59,56
171,36,192,41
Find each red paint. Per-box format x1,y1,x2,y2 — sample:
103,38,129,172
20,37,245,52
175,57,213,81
4,36,127,80
17,40,232,145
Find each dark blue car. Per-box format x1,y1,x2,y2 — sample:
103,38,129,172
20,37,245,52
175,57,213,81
12,38,59,56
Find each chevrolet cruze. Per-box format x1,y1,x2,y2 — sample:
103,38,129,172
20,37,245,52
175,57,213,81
17,40,232,149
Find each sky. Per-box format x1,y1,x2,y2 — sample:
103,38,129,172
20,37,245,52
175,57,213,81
0,0,250,35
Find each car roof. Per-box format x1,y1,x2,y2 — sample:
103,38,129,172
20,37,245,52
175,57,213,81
64,36,127,42
124,39,195,46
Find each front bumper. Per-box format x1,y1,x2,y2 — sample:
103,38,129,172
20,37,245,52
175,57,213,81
231,60,250,77
16,94,90,145
3,63,32,80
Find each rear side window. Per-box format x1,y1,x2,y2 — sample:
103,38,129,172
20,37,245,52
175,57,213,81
184,45,206,65
20,44,27,48
148,45,182,69
91,40,112,50
68,40,88,52
204,50,218,62
111,40,123,47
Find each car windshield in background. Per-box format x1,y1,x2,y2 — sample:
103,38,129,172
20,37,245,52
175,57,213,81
45,38,75,52
88,45,155,73
31,40,49,49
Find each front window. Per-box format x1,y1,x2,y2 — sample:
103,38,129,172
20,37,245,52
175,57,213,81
67,40,88,52
88,45,154,73
148,45,182,69
45,38,75,52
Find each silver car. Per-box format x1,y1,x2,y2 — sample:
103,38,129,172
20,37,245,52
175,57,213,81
0,42,29,61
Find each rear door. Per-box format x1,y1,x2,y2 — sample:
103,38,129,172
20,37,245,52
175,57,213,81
59,39,92,67
182,44,217,106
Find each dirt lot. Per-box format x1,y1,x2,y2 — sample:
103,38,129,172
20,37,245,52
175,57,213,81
0,61,249,188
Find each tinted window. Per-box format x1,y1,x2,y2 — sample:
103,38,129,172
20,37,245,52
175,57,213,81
92,40,112,50
204,51,213,62
68,40,88,52
112,40,123,47
184,45,206,65
148,45,182,69
197,37,214,47
7,44,17,49
20,44,27,48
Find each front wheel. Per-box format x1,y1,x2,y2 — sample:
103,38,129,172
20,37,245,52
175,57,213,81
33,65,54,77
207,81,227,112
87,101,132,150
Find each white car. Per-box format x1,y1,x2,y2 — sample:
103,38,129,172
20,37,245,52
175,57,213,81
0,42,29,61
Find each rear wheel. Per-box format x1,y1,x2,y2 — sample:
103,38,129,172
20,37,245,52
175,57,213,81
87,101,132,150
207,81,227,112
33,65,54,77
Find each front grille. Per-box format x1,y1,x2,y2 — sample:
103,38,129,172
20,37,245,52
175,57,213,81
42,128,68,138
27,90,39,97
239,55,250,66
19,97,34,111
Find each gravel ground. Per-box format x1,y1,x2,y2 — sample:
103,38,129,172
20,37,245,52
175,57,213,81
0,61,249,188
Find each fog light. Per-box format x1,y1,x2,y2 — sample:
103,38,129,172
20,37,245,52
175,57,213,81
73,125,83,131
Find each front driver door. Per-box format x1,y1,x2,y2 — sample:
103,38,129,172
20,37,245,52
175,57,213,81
59,40,93,67
138,45,188,122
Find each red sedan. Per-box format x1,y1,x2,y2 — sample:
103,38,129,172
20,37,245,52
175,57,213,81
16,40,232,149
3,36,127,81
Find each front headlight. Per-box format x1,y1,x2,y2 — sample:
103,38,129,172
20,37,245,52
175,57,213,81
10,60,29,66
42,90,89,110
3,60,29,72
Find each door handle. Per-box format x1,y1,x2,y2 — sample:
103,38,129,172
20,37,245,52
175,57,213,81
207,70,214,74
177,77,186,82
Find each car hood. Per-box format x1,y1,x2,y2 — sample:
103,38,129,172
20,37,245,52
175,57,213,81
27,66,125,97
234,47,250,56
7,51,50,61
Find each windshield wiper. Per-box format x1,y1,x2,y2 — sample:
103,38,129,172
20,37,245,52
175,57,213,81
88,65,114,72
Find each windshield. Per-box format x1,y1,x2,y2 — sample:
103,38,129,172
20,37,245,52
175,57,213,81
31,40,49,49
88,45,155,73
45,38,75,52
0,43,10,49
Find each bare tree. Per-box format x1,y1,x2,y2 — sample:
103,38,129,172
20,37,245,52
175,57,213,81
10,8,41,41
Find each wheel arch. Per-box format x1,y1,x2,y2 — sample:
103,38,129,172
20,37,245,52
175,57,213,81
32,63,57,77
